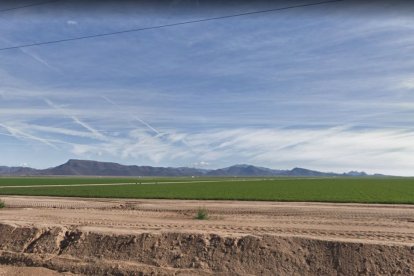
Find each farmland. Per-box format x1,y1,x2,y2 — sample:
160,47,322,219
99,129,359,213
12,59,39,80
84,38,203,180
2,177,414,275
0,177,414,204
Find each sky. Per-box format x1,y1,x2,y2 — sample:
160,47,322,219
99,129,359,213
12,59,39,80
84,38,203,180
0,0,414,175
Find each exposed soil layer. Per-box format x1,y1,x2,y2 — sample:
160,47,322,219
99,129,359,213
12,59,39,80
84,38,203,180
0,265,74,276
0,196,414,275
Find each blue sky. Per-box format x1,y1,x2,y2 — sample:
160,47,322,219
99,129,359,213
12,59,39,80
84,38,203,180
1,1,414,175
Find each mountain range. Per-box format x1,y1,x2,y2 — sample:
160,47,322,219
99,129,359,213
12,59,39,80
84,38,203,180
0,159,375,177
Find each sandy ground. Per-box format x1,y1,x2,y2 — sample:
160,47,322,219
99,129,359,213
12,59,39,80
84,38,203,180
0,265,75,276
0,196,414,275
1,196,414,245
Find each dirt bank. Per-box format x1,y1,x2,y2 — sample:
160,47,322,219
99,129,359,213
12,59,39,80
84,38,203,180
0,223,413,275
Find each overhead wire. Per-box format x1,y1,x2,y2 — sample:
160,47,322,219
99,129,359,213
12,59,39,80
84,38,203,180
0,0,60,13
0,0,345,51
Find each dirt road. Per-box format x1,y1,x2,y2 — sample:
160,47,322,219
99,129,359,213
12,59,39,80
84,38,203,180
1,196,414,245
0,196,413,275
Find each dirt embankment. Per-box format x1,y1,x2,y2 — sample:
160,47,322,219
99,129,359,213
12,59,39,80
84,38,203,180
0,222,413,275
1,197,414,275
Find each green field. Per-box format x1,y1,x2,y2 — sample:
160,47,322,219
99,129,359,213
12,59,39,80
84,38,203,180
0,177,414,204
0,177,227,186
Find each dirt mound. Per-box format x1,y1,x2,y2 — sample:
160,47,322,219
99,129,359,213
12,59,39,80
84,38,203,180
0,222,413,275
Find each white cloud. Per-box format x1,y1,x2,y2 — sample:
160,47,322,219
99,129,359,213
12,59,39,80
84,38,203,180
398,78,414,90
193,161,209,167
67,20,78,25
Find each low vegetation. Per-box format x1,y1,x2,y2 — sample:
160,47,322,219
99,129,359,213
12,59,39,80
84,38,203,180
0,177,414,204
0,199,5,209
195,207,208,220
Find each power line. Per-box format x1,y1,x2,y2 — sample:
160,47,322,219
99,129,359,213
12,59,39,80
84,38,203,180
0,0,345,51
0,0,60,13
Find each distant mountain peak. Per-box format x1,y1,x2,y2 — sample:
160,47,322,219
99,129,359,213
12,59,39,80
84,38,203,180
232,164,252,168
0,159,381,177
345,171,367,176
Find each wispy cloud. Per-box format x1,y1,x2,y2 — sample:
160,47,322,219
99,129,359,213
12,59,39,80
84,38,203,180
101,95,162,136
21,124,105,141
0,123,58,149
44,99,108,141
66,20,78,25
62,126,414,175
398,77,414,90
193,161,209,168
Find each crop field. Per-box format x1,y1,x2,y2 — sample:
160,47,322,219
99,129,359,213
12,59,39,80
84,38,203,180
0,177,230,186
0,177,414,204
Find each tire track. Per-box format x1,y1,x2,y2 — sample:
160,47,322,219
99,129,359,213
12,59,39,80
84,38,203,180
2,196,414,245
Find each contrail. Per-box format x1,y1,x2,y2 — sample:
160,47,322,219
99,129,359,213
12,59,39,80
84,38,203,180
133,116,162,136
0,123,58,149
276,125,352,152
101,96,202,157
20,48,61,73
44,98,108,141
101,95,162,136
1,37,60,73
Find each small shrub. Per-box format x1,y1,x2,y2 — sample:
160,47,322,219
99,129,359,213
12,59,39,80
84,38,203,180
195,207,208,220
0,199,5,209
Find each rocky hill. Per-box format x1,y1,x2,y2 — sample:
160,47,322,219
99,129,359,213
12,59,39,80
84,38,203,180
0,159,374,177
